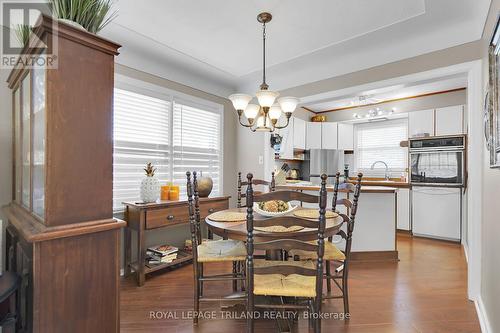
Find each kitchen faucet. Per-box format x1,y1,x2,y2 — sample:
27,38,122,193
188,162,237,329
370,160,390,180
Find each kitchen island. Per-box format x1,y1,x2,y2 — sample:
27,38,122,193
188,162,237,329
277,183,399,261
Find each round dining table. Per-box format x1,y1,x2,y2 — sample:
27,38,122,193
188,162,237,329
205,207,344,243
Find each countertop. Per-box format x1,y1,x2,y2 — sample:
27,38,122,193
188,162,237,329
347,178,410,188
277,183,397,194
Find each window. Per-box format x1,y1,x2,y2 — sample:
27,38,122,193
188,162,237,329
112,83,223,212
172,100,222,197
354,118,408,177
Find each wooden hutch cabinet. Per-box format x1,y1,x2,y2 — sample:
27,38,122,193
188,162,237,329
2,15,125,332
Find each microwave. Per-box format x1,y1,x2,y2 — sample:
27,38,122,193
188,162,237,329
409,135,466,187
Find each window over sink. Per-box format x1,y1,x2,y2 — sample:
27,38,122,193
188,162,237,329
113,79,223,212
354,118,408,178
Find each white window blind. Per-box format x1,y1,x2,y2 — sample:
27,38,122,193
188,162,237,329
113,88,171,211
173,101,222,197
113,86,222,211
354,119,408,177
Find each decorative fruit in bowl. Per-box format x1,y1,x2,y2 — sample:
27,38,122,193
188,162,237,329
254,200,297,217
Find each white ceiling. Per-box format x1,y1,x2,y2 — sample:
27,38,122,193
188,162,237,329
102,0,491,97
306,74,468,112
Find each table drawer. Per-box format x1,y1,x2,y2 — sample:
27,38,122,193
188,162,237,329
199,200,229,218
146,206,190,229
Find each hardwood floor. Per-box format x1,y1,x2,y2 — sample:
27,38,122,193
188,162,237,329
121,233,480,332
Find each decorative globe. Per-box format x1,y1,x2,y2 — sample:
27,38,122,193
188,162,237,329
198,176,213,197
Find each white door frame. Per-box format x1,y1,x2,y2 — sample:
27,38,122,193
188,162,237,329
300,60,484,301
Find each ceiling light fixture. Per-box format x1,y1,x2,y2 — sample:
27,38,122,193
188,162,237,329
353,107,395,119
228,12,299,132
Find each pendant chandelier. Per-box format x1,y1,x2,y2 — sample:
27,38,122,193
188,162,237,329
229,12,299,132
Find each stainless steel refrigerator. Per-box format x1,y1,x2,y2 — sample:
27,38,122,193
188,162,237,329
308,149,345,185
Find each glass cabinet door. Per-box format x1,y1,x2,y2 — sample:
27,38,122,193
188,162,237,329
21,73,31,209
32,64,46,218
14,88,21,203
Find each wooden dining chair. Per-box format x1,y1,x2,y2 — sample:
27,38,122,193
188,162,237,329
245,173,329,333
237,171,275,208
186,171,246,325
327,172,362,315
290,172,363,316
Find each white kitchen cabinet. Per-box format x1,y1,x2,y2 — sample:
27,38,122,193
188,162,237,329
277,118,294,159
409,109,434,137
338,123,354,150
306,122,322,149
435,105,464,136
321,122,338,149
397,188,410,230
293,117,306,149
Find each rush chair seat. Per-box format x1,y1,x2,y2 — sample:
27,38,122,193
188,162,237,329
186,171,246,325
253,259,317,297
245,173,329,333
289,241,346,261
197,239,247,263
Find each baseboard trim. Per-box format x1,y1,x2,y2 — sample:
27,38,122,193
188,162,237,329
462,243,469,264
475,296,492,333
350,250,399,262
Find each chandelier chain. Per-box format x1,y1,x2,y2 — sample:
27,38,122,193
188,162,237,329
262,21,267,90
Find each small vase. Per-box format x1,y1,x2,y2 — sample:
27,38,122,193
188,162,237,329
58,18,86,31
140,176,160,203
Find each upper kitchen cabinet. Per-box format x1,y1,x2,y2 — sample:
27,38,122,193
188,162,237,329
293,117,306,149
409,109,434,137
338,123,354,150
306,122,322,149
408,105,465,138
321,122,338,149
305,121,354,150
435,105,464,136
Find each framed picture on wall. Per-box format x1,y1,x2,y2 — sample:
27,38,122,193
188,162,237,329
488,15,500,168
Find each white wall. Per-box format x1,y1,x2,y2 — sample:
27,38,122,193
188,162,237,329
480,1,500,332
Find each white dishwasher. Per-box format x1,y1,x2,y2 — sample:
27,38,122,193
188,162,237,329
411,186,461,242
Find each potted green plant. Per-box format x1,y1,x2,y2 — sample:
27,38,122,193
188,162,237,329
14,24,32,47
50,0,117,33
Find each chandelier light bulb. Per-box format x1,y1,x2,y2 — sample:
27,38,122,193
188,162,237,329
256,90,279,108
269,104,282,120
229,94,252,111
278,97,300,113
243,104,260,120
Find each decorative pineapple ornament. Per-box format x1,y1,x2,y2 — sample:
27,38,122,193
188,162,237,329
140,162,160,203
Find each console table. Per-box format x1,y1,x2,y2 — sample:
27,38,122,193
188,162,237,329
123,196,230,286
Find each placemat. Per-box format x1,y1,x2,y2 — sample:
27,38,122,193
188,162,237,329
207,211,246,222
254,225,304,233
293,210,338,219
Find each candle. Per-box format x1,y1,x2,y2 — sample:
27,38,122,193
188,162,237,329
169,188,179,201
160,185,170,200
